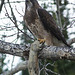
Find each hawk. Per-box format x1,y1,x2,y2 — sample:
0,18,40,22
24,0,70,47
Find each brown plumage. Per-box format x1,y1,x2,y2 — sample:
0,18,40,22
24,0,70,47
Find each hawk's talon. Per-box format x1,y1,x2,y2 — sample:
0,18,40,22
38,38,46,44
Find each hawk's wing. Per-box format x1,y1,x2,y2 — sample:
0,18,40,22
38,8,70,47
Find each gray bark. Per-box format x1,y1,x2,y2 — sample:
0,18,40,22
0,40,75,60
28,41,40,75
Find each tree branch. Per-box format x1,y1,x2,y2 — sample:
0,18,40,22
1,61,28,75
39,45,75,60
0,40,29,57
0,0,5,12
0,40,75,60
28,41,40,75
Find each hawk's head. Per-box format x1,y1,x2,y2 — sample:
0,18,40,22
26,0,36,3
25,0,39,10
25,0,33,10
25,0,36,5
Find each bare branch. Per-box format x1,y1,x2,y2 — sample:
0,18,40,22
46,68,60,75
67,20,75,29
62,19,75,30
28,41,40,75
67,38,75,45
15,5,24,17
0,40,29,57
0,40,75,60
56,0,62,28
4,5,14,23
4,1,25,4
1,61,28,75
4,3,35,40
2,33,18,38
0,0,5,12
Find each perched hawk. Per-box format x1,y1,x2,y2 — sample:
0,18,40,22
24,0,70,47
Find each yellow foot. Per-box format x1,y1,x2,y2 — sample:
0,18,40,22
38,38,46,44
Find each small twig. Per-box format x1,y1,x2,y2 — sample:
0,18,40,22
4,5,15,23
8,0,35,40
7,0,19,39
67,20,75,29
4,1,25,4
4,3,34,40
46,68,60,75
56,0,62,28
2,32,19,38
15,5,23,17
62,20,75,30
46,62,54,67
0,26,15,30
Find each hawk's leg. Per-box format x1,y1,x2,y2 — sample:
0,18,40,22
38,38,46,44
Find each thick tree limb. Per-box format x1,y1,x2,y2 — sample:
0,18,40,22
1,61,28,75
28,41,40,75
0,40,29,57
39,46,75,60
0,40,75,60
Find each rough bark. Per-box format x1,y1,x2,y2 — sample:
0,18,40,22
28,41,40,75
0,40,75,60
0,40,29,57
39,45,75,60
